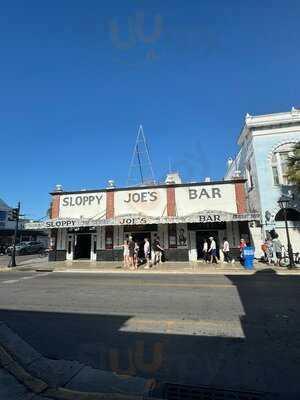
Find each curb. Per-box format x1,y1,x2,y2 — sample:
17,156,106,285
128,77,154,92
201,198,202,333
52,269,300,275
0,322,159,400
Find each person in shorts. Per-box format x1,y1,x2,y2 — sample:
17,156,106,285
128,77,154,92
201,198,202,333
222,237,231,263
272,234,282,265
128,236,136,269
203,239,209,263
209,237,219,264
152,236,164,265
144,238,151,269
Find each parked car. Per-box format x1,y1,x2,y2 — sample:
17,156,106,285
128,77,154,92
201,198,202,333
7,241,45,256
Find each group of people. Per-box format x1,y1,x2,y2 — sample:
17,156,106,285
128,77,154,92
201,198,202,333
261,234,283,265
116,236,164,270
202,237,250,264
202,236,233,264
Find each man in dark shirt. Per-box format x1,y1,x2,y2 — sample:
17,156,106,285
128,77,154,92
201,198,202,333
128,236,136,269
152,236,163,265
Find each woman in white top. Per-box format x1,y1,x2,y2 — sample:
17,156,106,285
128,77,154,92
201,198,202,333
222,237,231,263
203,239,209,263
114,240,129,268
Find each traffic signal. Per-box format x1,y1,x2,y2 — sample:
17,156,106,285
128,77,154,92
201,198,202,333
8,208,19,221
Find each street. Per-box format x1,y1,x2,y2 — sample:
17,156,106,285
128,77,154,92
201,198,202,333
0,270,299,399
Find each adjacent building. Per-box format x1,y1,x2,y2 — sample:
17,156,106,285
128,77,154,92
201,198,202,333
225,107,300,253
0,197,48,247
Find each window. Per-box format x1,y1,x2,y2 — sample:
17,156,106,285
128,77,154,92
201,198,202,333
246,161,254,190
271,143,295,185
0,211,6,221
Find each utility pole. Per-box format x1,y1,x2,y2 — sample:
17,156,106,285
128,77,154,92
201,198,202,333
8,202,20,268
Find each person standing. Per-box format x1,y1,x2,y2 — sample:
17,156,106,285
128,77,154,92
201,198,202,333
239,238,247,265
222,237,231,263
202,239,209,263
261,239,268,263
209,237,219,264
152,236,164,265
272,234,282,266
144,238,151,269
128,236,136,270
134,241,139,269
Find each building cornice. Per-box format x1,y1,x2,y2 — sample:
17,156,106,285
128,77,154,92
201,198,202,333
49,179,247,196
238,107,300,145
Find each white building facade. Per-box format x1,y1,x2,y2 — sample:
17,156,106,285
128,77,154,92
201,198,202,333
26,179,258,262
225,107,300,255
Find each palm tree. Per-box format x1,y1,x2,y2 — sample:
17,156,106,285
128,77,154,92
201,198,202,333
287,142,300,187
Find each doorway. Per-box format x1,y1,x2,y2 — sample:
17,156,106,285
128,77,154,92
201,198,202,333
131,232,151,259
74,234,91,259
196,231,219,260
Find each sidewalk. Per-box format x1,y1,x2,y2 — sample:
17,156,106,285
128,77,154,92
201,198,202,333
0,322,156,400
10,259,300,275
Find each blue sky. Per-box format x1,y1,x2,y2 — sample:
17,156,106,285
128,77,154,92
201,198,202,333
1,0,300,219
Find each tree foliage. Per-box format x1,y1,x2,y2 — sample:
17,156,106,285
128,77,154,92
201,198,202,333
287,142,300,186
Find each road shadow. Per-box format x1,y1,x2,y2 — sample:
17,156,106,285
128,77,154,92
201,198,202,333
0,269,299,398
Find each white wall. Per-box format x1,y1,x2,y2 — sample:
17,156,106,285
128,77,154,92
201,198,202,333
176,185,238,216
59,192,106,219
115,188,167,217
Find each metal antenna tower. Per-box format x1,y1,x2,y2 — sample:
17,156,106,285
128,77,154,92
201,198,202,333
127,125,156,186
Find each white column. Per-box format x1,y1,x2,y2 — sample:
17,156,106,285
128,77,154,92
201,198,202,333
91,233,97,261
113,226,119,247
218,230,225,262
66,233,74,260
56,229,66,250
226,222,234,246
248,222,262,256
232,222,240,247
118,226,124,245
160,224,168,249
96,227,101,250
188,231,197,261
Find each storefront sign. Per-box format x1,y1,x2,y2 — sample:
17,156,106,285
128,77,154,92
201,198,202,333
176,185,237,216
62,194,103,207
59,192,106,219
123,191,158,203
188,187,221,199
115,188,166,218
118,216,147,225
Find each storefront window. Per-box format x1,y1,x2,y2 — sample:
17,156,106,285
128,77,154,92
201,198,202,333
271,143,295,185
168,224,177,248
0,211,6,221
246,161,254,190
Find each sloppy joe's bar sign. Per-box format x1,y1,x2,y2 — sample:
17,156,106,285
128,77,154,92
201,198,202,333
59,192,106,219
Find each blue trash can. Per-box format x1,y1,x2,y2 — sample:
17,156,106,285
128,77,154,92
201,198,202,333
243,246,254,269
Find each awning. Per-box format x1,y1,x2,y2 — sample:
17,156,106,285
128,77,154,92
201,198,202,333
25,211,261,230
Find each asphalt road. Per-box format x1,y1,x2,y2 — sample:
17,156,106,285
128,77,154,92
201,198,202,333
0,271,299,398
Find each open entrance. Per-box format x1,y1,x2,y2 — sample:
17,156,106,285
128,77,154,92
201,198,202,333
131,232,152,259
196,230,219,260
74,234,91,259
